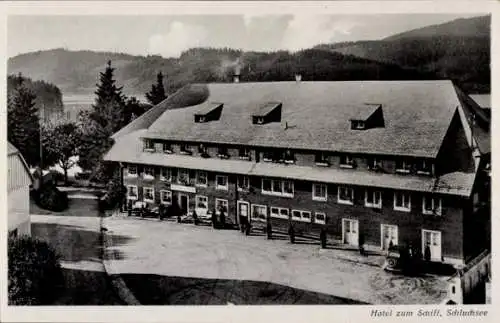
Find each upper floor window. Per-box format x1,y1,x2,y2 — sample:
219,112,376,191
338,186,354,205
340,154,355,168
422,195,442,216
163,143,173,154
144,140,155,152
216,175,228,190
237,176,249,191
198,144,209,157
127,165,137,177
143,166,155,180
196,171,208,187
312,183,328,202
160,168,171,182
218,146,230,159
315,152,330,166
284,150,295,164
365,189,382,208
367,157,381,170
394,191,411,212
262,178,294,197
177,168,190,185
396,159,412,174
180,144,192,155
239,147,250,160
417,159,433,175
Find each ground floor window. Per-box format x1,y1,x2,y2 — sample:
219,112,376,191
292,209,312,222
381,224,398,250
143,187,154,202
127,185,138,200
422,229,442,261
196,195,208,210
160,190,172,205
251,204,267,222
314,212,326,224
215,198,228,215
270,206,289,220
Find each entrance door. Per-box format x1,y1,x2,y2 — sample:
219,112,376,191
238,201,249,219
178,194,189,215
342,219,359,246
381,224,398,250
422,229,442,261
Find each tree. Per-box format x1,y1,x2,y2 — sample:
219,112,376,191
78,60,126,177
145,71,167,105
42,122,81,184
7,76,40,166
124,96,152,124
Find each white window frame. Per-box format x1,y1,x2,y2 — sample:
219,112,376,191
261,178,294,197
144,140,155,152
340,155,354,168
368,157,380,170
239,147,250,160
365,189,382,208
312,183,328,202
270,206,289,220
177,169,190,185
215,198,229,215
179,144,192,155
417,159,433,175
394,191,411,212
160,168,171,182
143,166,155,180
251,204,267,222
337,186,354,205
292,209,312,223
160,190,172,205
353,120,365,130
195,195,208,210
396,160,412,174
314,212,326,225
237,176,250,191
196,171,208,187
216,175,229,190
315,152,329,166
143,187,155,203
127,165,137,178
127,185,138,200
163,143,173,154
422,195,442,216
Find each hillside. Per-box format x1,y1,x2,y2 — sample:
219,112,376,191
8,47,432,98
316,15,490,93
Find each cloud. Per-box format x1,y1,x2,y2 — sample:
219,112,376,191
148,21,208,58
281,15,361,51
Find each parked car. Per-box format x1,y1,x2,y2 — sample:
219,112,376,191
74,171,92,180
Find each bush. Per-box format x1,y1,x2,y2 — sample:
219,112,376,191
8,235,63,305
36,184,68,212
100,179,127,211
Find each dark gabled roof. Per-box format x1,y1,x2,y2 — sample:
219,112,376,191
469,94,490,109
195,102,223,115
144,80,462,158
255,102,281,116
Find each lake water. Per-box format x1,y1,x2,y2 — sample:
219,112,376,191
61,93,147,122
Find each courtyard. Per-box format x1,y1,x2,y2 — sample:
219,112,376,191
102,215,450,305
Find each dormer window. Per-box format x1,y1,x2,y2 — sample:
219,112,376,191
180,144,192,155
315,152,330,166
252,102,282,125
263,150,275,162
417,159,433,175
340,154,355,168
256,117,264,124
198,144,209,157
396,159,412,174
218,146,230,159
144,140,155,152
239,147,250,160
163,143,173,154
351,120,365,130
194,103,223,123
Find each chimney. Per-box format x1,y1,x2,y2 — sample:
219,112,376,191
233,65,241,83
295,74,302,82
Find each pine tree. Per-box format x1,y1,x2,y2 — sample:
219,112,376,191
145,72,167,105
78,60,126,174
7,77,40,166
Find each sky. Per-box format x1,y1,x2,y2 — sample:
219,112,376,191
8,14,480,58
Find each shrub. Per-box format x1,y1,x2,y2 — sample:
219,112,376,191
36,183,68,212
8,235,63,305
100,179,127,211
